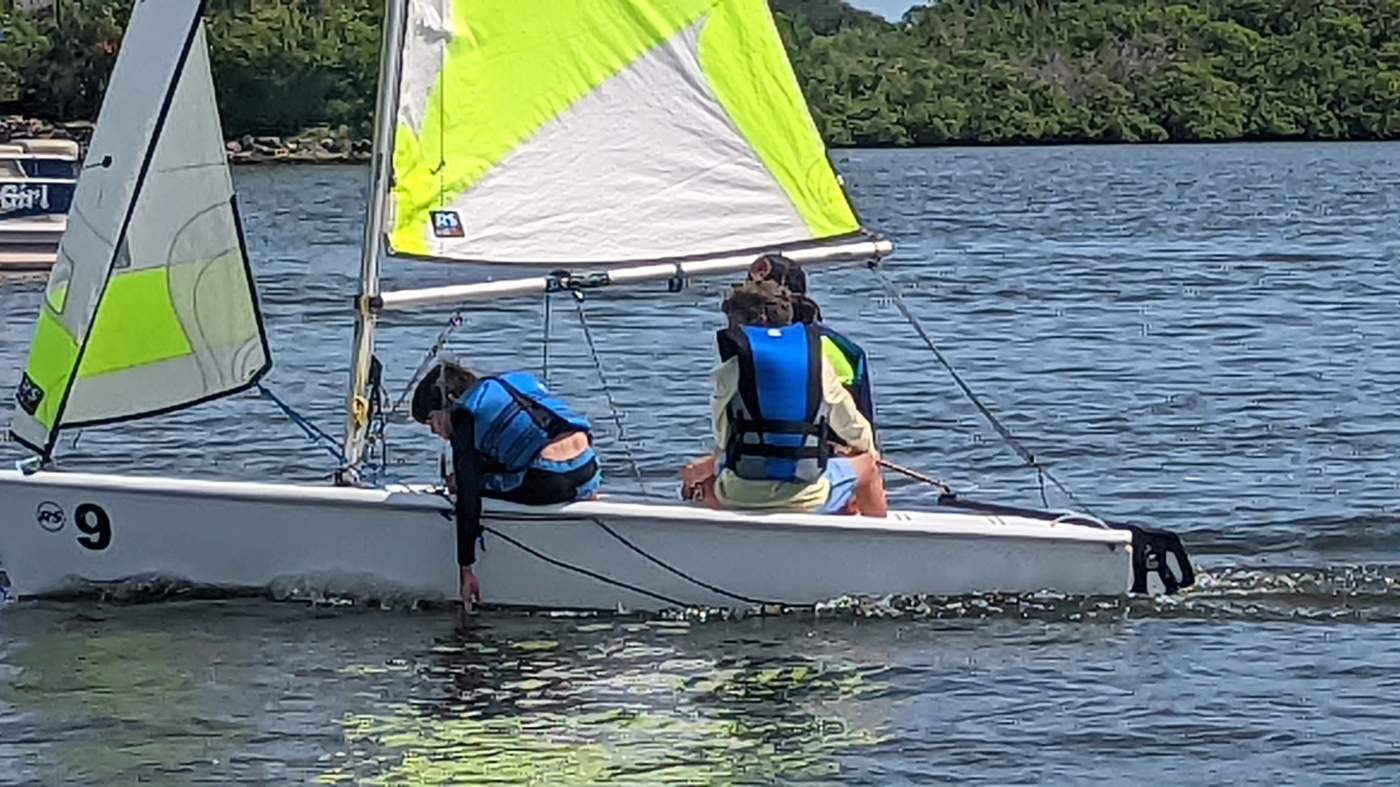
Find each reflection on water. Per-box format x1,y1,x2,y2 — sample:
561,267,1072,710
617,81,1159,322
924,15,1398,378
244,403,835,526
0,610,247,785
4,593,1400,783
320,621,885,784
7,636,199,780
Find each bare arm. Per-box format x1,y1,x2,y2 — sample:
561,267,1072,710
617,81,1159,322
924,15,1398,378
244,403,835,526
710,358,739,453
823,360,874,453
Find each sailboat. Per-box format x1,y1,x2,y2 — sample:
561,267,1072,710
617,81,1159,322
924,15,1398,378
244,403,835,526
0,0,1194,608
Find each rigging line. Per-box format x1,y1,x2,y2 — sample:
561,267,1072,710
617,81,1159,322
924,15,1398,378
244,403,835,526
569,293,654,498
480,523,689,608
541,291,552,387
362,367,393,479
483,511,805,610
868,265,1099,517
876,458,953,496
256,383,348,465
390,311,467,415
588,516,805,609
877,458,1108,529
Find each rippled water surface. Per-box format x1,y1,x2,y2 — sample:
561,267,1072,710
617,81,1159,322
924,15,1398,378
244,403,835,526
2,144,1400,783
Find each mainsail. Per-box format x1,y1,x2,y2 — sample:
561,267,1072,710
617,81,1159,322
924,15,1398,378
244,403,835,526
10,0,270,458
385,0,864,265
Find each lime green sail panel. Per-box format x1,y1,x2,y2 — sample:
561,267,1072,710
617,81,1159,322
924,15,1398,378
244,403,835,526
10,4,269,458
387,0,862,264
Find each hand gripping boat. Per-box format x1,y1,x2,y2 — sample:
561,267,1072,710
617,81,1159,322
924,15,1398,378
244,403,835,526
1,0,1194,609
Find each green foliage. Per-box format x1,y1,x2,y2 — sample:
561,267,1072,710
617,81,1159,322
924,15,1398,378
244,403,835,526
6,0,124,119
206,0,380,137
782,0,1400,144
3,0,1399,145
4,0,380,137
0,10,47,104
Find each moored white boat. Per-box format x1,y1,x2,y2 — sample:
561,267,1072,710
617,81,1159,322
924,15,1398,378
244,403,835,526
0,139,78,272
0,469,1136,608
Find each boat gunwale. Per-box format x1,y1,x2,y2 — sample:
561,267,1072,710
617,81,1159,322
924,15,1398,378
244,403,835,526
0,177,78,184
0,155,80,163
0,469,1131,546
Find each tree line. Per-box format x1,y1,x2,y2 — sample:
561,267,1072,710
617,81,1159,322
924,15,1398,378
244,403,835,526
2,0,1398,146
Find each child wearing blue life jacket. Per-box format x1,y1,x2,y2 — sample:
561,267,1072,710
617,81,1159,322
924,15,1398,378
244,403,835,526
412,361,600,610
681,280,887,518
746,254,877,430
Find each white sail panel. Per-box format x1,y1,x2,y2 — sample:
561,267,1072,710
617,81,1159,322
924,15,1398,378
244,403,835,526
11,3,269,457
385,0,863,265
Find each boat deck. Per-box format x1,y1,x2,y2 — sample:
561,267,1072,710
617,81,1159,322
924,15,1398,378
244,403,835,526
0,216,63,272
0,468,1131,546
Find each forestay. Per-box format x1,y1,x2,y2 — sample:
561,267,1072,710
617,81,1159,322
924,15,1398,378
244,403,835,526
386,0,864,265
10,0,270,458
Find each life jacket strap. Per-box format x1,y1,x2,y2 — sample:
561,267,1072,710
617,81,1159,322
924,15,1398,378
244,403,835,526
489,376,583,441
731,444,829,460
729,416,833,462
731,417,830,436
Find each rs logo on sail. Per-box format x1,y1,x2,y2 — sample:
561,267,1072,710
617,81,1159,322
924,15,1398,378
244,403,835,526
0,183,51,215
15,373,44,416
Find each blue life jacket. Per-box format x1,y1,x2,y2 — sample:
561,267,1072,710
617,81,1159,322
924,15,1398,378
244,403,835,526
717,324,832,484
457,372,591,474
818,324,876,438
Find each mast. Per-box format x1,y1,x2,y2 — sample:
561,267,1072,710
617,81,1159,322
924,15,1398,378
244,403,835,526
343,0,408,475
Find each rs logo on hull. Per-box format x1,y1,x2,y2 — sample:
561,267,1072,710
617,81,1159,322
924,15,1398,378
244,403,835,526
34,502,113,551
36,501,65,532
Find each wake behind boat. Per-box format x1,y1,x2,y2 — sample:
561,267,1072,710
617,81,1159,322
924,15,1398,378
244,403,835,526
0,0,1194,610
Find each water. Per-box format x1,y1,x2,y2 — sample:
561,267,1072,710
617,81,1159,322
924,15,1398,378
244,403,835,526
3,143,1400,783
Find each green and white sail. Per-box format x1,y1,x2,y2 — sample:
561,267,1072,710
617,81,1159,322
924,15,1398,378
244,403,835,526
10,0,270,458
385,0,863,265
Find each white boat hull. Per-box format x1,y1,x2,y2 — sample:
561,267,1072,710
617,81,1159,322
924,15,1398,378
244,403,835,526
0,470,1135,609
0,216,64,272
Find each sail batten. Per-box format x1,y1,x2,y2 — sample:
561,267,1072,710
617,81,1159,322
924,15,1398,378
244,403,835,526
10,0,270,458
384,0,863,267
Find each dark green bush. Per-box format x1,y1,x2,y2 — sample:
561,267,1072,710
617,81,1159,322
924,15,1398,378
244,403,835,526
3,0,1398,144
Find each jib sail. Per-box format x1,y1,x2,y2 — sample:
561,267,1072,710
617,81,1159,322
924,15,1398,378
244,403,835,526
10,0,270,458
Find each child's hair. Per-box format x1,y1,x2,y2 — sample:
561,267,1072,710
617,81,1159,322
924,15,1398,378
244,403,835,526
748,253,822,324
410,360,478,424
722,279,794,327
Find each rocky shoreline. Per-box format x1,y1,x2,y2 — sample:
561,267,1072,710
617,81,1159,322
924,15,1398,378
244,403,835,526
1,115,371,165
